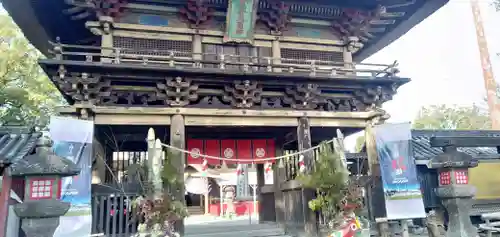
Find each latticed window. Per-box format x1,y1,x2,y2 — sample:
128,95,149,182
113,37,192,57
281,48,343,65
30,179,54,199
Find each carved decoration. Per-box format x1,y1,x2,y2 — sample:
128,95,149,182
157,77,199,107
258,0,291,35
53,69,110,105
223,80,262,108
194,96,229,108
352,84,398,110
261,97,284,109
84,0,128,19
283,84,325,110
64,0,127,23
179,0,215,29
101,91,157,106
323,98,367,112
331,6,385,41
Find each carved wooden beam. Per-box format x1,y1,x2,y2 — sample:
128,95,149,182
64,0,128,20
179,0,215,29
156,77,199,107
258,0,292,35
331,6,386,42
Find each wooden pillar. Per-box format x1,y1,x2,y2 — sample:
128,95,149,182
256,163,265,222
99,16,114,63
343,47,353,73
93,138,106,184
273,144,285,228
0,169,12,237
170,115,186,235
297,117,318,236
272,38,282,72
256,164,265,188
376,218,390,237
192,34,202,67
365,119,387,220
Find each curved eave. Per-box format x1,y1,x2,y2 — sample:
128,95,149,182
354,0,449,61
1,0,52,55
2,0,93,56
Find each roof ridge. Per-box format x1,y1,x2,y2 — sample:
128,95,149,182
0,126,37,135
411,129,500,137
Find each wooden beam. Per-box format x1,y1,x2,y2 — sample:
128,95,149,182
57,105,384,120
94,114,171,125
170,115,186,235
86,21,345,46
365,121,387,220
185,116,298,127
274,143,285,229
309,118,367,127
297,117,319,236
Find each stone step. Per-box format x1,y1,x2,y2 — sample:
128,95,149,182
187,206,204,215
185,223,289,237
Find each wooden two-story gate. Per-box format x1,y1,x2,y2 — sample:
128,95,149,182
2,0,449,235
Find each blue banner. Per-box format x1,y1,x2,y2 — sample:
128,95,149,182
374,123,425,220
49,116,94,237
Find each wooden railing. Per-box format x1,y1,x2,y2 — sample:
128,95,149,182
91,192,141,237
48,41,400,78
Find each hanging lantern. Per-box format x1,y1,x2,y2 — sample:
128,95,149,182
265,162,273,179
201,159,208,176
236,164,244,176
298,154,306,173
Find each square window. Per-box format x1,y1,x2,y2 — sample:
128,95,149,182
30,178,55,200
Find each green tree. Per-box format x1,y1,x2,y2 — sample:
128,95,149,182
0,13,63,127
412,104,491,130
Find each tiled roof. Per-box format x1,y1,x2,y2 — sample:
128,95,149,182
354,130,500,160
0,126,42,165
411,130,500,160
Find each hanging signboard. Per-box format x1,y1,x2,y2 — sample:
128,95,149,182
50,116,94,237
223,0,259,44
374,123,426,220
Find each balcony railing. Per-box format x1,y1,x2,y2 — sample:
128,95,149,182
48,41,400,78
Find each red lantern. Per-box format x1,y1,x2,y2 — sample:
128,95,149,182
205,140,221,165
236,164,244,176
298,155,306,173
221,140,237,164
237,140,252,164
187,139,204,165
252,139,268,164
201,159,208,171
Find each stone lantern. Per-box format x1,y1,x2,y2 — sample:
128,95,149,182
429,137,479,237
9,136,80,237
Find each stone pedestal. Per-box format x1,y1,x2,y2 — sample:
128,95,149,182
436,186,477,237
14,199,71,237
20,217,61,237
